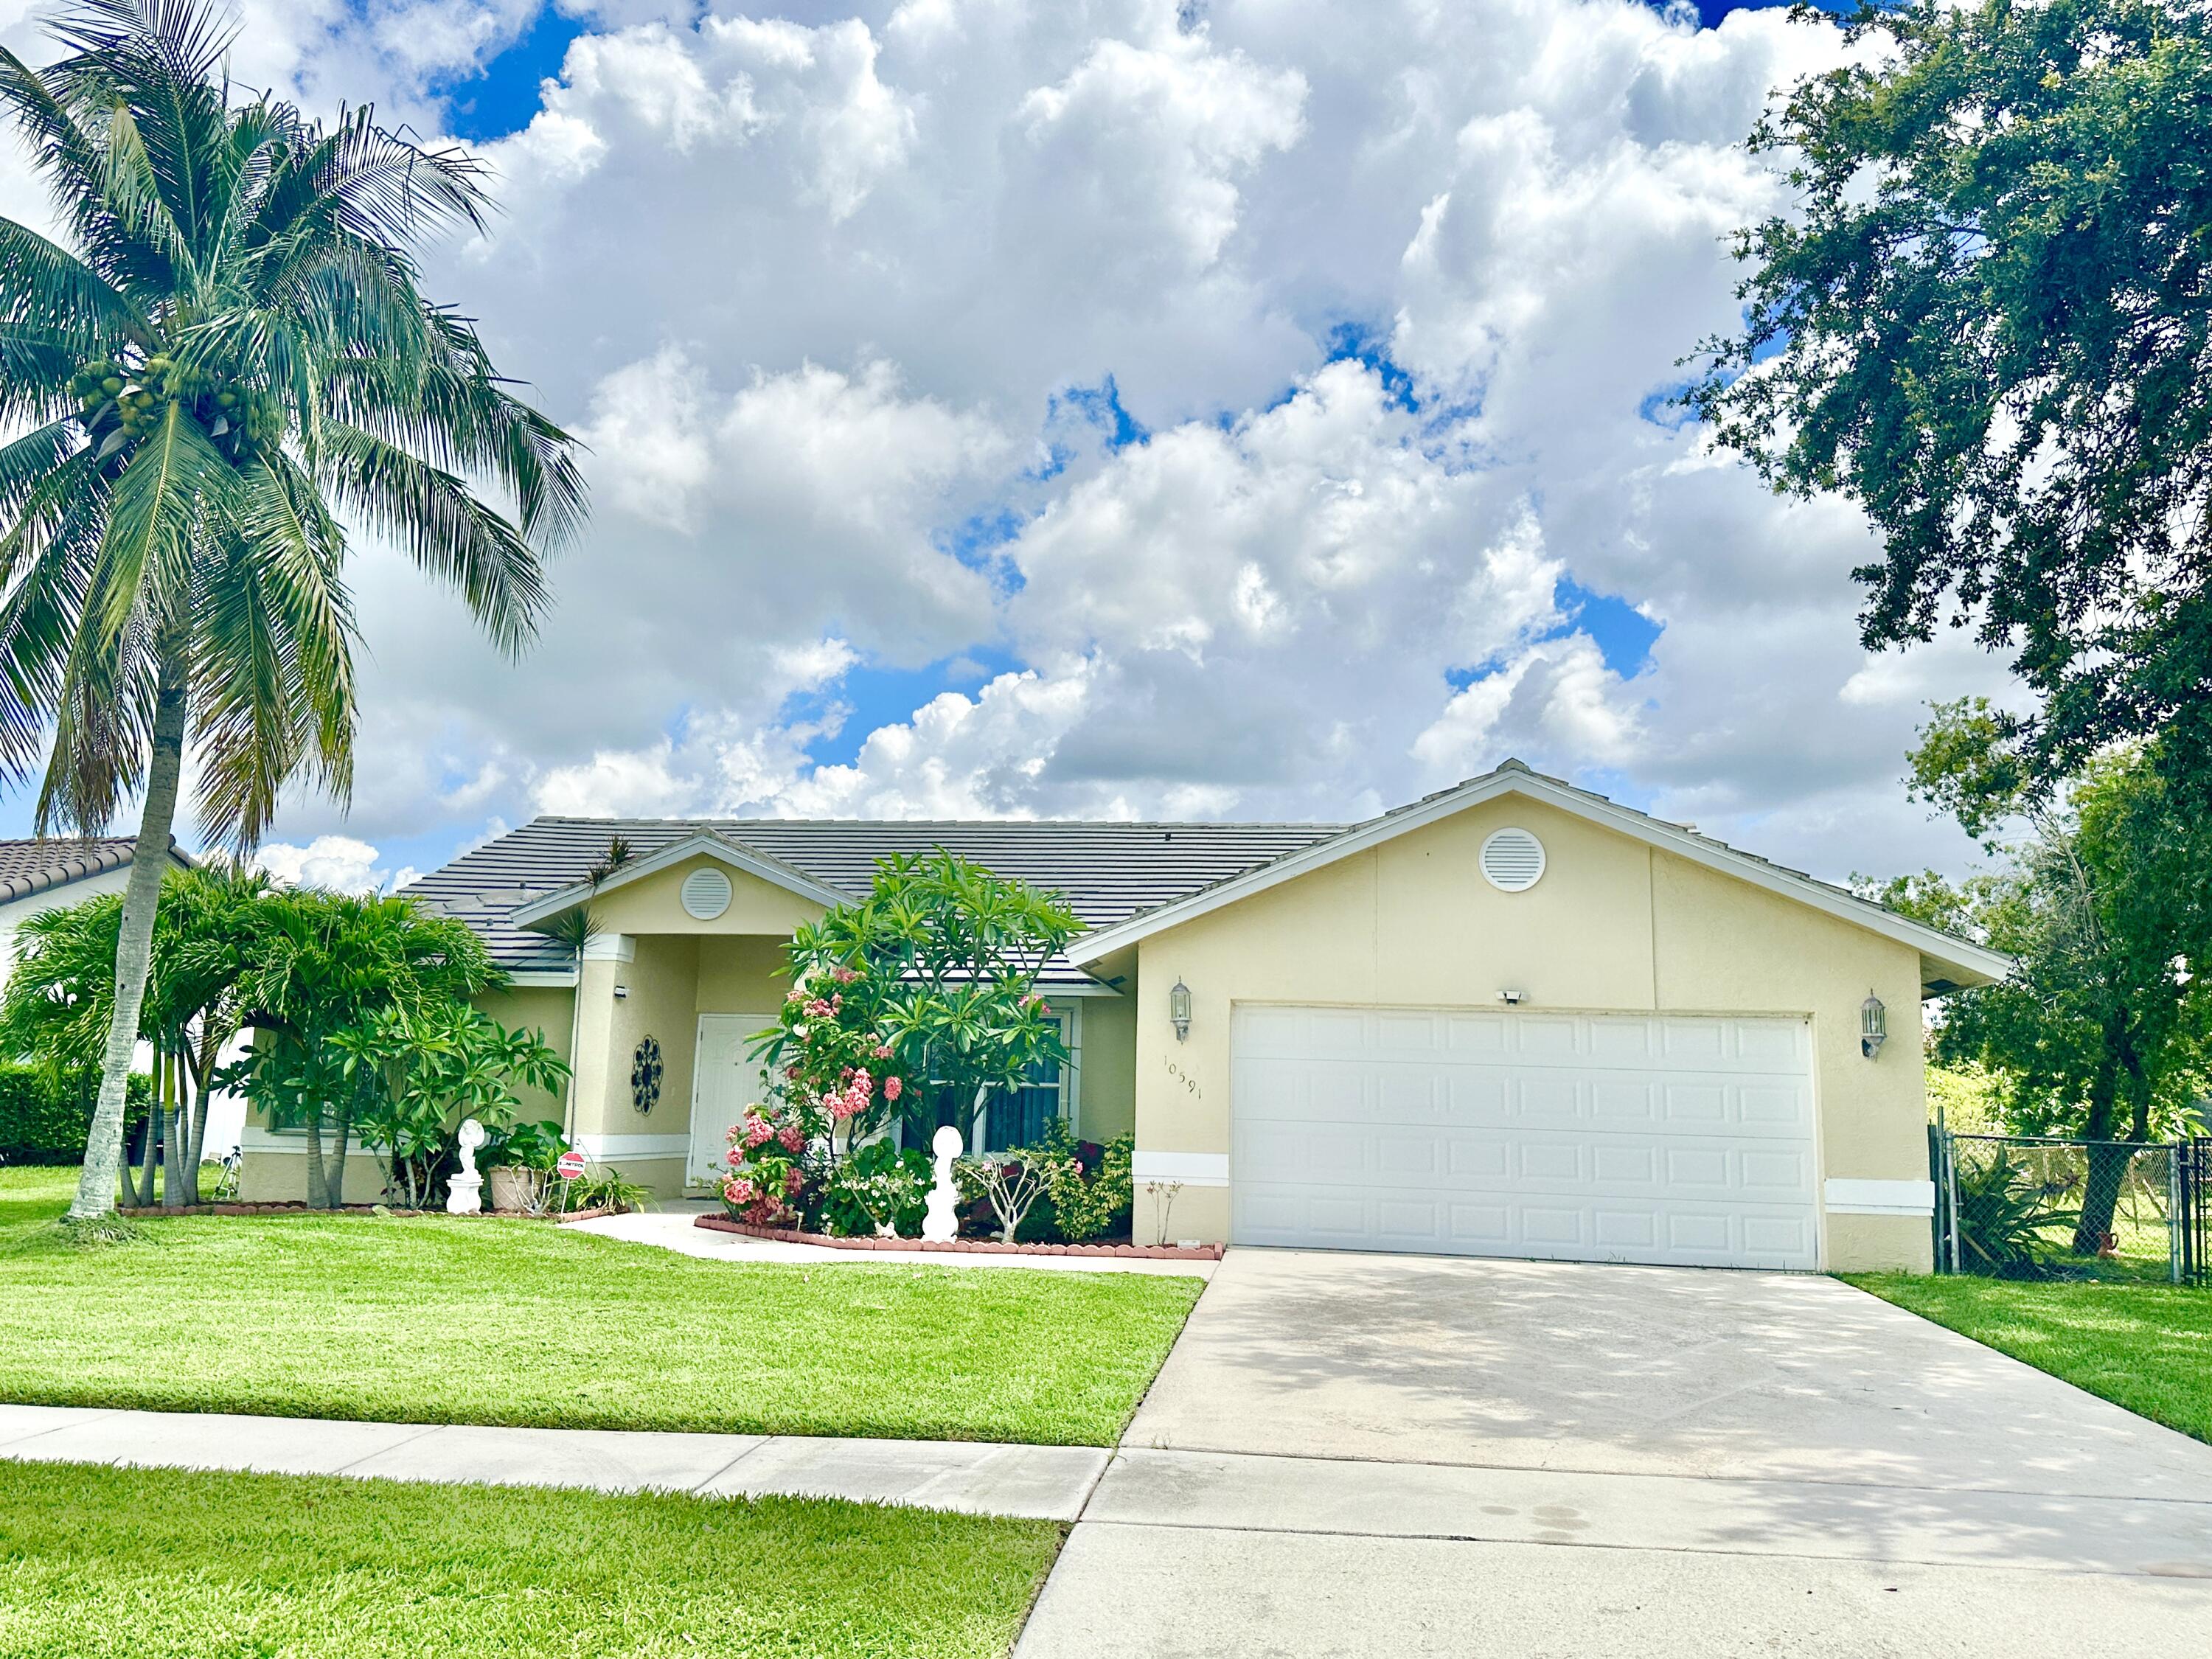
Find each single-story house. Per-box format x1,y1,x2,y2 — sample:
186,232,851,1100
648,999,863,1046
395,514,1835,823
237,760,2008,1272
0,836,192,981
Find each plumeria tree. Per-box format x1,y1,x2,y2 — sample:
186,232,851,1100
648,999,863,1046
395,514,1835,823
723,851,1079,1228
0,0,582,1227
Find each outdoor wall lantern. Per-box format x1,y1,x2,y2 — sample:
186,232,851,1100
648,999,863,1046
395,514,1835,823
1860,991,1887,1060
1169,978,1193,1043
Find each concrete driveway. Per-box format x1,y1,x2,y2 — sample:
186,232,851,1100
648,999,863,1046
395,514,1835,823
1015,1249,2212,1657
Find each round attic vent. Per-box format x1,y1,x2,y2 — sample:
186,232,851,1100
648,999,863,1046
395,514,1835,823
680,866,733,919
1480,827,1546,893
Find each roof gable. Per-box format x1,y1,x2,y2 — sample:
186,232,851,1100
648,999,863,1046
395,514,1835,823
509,829,851,928
1069,762,2014,990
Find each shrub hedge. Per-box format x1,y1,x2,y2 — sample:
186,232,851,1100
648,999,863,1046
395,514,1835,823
0,1065,154,1165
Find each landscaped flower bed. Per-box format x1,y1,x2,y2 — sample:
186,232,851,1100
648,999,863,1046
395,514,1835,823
695,1213,1221,1260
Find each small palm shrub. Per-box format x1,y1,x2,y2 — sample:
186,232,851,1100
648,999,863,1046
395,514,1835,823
1954,1150,2070,1279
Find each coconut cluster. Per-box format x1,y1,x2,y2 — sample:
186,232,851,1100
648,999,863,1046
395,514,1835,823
68,352,282,456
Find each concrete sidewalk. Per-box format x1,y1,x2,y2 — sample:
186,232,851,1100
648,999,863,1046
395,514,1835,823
0,1402,1107,1520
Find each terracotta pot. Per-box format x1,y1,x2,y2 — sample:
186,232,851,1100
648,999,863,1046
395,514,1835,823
487,1166,542,1214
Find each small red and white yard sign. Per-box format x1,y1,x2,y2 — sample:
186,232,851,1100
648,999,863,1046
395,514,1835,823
556,1150,586,1181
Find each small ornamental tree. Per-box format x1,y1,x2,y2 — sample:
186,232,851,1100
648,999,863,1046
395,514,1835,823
340,1003,568,1209
727,851,1080,1228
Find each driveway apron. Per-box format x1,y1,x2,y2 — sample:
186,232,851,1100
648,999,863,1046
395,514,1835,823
1015,1248,2212,1658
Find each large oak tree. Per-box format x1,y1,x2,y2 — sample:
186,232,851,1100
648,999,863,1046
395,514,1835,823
1689,0,2212,787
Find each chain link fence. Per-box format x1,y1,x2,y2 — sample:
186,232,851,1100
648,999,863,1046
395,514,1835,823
1930,1131,2203,1282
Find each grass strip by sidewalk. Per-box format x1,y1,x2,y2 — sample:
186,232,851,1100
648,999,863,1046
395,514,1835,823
1846,1273,2212,1444
0,1168,1203,1447
0,1459,1062,1659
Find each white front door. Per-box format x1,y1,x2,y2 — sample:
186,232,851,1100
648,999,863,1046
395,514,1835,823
1231,1004,1821,1270
689,1013,776,1187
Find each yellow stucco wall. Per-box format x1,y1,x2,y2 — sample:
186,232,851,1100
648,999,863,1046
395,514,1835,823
237,1147,385,1204
594,853,827,938
1126,793,1933,1270
1074,991,1137,1141
696,935,790,1015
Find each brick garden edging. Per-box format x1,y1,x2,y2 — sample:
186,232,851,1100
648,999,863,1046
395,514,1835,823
695,1213,1223,1260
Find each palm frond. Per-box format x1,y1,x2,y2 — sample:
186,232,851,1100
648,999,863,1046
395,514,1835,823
0,453,104,774
190,450,356,844
329,311,585,549
0,418,86,530
0,214,151,347
318,422,549,654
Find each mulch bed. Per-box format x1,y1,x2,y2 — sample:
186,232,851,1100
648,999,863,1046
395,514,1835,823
695,1213,1222,1260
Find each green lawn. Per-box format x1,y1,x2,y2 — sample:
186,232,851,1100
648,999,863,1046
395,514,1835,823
1848,1273,2212,1444
0,1167,1202,1446
0,1460,1060,1659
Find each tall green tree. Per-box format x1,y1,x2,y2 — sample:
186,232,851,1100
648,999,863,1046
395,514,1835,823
0,858,270,1206
0,0,583,1224
1874,700,2212,1249
1688,0,2212,788
230,888,498,1208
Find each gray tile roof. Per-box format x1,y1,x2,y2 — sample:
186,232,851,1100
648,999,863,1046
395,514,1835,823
405,817,1348,975
0,837,170,903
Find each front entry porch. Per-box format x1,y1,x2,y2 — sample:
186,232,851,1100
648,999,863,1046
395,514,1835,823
563,928,1129,1200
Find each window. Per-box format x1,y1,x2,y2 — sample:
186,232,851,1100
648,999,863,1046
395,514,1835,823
979,1004,1082,1153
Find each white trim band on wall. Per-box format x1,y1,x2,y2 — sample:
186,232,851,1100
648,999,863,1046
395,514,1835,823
1823,1178,1935,1217
581,933,636,963
1133,1151,1230,1189
575,1132,689,1161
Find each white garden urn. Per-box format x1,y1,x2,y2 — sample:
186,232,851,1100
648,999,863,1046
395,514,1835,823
920,1124,962,1242
446,1117,487,1217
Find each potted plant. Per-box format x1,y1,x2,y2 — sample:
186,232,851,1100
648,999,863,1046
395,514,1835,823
484,1118,568,1214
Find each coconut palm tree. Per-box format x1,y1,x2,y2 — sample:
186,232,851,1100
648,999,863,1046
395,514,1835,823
0,0,584,1224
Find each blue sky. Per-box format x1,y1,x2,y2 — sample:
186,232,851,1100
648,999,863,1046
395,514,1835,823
0,0,1998,893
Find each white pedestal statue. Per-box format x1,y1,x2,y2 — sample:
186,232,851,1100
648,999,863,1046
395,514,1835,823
446,1117,487,1216
921,1124,962,1242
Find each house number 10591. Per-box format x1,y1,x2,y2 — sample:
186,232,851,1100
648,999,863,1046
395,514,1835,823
1164,1059,1201,1099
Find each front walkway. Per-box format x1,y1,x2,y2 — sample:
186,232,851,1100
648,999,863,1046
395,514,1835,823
1015,1248,2212,1658
0,1403,1105,1520
571,1203,1219,1279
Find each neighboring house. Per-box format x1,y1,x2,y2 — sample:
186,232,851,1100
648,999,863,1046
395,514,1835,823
236,761,2008,1272
0,837,192,983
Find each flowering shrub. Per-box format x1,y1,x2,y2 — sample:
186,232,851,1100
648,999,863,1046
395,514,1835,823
717,1099,816,1226
819,1137,931,1237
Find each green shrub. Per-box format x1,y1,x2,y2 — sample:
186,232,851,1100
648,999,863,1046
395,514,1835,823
562,1165,652,1215
0,1066,154,1165
1032,1122,1133,1242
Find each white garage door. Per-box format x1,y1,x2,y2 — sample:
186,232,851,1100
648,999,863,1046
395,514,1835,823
1231,1005,1820,1270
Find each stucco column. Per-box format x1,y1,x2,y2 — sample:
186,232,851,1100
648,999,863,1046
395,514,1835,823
568,934,635,1144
